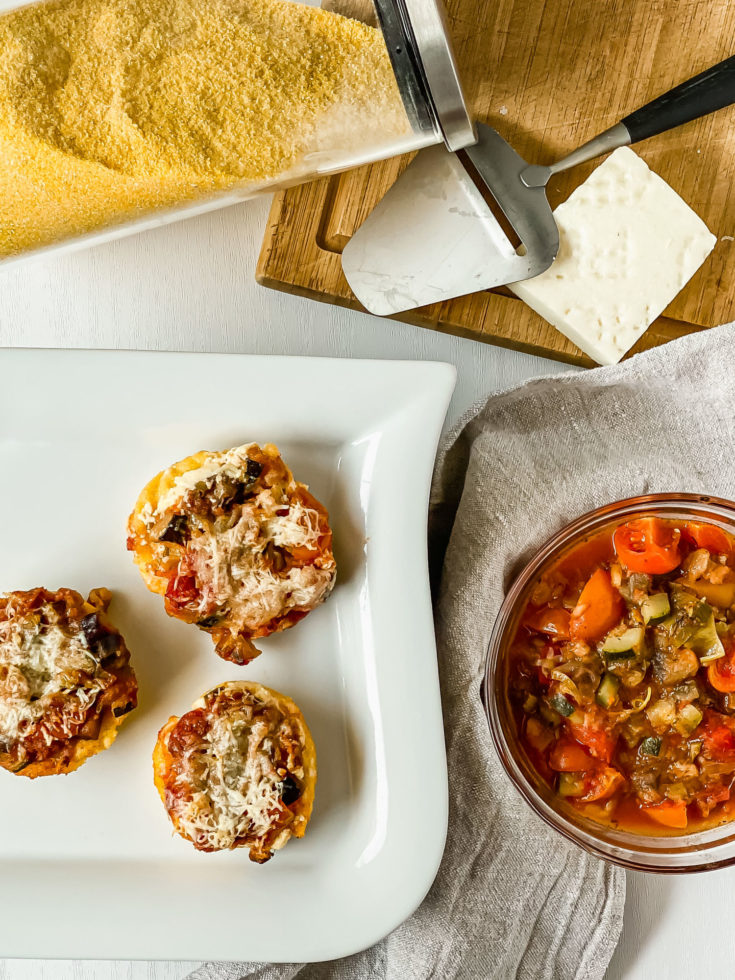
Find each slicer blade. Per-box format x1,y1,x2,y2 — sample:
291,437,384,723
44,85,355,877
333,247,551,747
342,126,559,317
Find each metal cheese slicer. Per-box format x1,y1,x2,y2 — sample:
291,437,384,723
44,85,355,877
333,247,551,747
343,54,735,316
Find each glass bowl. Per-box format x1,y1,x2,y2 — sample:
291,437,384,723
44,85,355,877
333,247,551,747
483,493,735,873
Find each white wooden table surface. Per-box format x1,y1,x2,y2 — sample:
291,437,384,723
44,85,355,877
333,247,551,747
1,195,734,980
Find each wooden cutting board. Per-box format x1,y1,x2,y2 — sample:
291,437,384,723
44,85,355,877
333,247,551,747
257,0,735,366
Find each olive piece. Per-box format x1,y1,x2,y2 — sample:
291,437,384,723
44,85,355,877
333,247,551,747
197,614,223,629
159,514,189,545
112,702,135,718
98,632,121,659
80,613,104,646
245,458,263,479
80,614,120,660
280,774,301,805
223,481,247,508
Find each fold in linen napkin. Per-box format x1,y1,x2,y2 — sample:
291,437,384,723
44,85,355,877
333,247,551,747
190,323,735,980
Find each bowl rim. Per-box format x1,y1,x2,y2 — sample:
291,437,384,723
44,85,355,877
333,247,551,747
483,492,735,874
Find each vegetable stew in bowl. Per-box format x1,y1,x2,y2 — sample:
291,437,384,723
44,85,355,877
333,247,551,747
485,495,735,872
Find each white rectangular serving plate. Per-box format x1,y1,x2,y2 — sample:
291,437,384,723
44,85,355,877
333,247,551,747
0,349,455,962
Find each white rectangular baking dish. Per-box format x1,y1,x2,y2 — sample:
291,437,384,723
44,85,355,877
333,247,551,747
0,349,454,961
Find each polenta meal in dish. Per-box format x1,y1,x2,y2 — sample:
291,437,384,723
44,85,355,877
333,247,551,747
509,516,735,833
0,587,137,777
0,0,410,259
153,681,316,862
127,442,336,665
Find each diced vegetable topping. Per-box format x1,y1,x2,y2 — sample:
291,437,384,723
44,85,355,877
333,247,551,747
643,800,688,829
676,704,703,736
707,637,735,693
602,627,644,658
686,602,725,664
596,673,620,709
641,593,670,625
510,513,735,837
558,773,586,797
640,736,662,756
549,693,575,717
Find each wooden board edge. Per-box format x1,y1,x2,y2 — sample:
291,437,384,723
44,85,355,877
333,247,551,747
255,264,597,366
257,184,707,368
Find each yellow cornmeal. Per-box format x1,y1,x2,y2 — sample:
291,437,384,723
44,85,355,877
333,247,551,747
0,0,409,257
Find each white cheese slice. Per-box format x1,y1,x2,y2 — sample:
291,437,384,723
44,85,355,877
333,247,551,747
509,147,716,365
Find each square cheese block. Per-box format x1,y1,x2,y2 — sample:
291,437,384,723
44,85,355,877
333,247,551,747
510,146,716,365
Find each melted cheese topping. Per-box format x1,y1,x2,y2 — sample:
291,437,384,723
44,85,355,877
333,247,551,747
263,498,323,550
145,444,335,633
189,489,332,629
155,443,259,515
0,603,100,749
173,702,297,851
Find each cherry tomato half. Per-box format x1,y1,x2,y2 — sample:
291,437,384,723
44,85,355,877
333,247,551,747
700,712,735,761
527,607,571,639
566,708,617,763
578,766,624,803
708,637,735,693
613,517,681,574
683,521,733,556
548,738,595,772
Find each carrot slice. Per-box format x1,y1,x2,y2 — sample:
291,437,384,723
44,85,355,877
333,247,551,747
569,569,625,643
643,801,688,829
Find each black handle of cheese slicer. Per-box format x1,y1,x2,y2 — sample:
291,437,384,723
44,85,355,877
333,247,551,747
622,55,735,143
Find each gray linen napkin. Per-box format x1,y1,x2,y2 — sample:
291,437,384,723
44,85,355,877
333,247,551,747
190,323,735,980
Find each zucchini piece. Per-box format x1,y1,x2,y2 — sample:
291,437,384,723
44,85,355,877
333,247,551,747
558,773,586,798
522,693,538,714
640,736,662,756
670,585,699,616
539,703,563,726
549,693,575,717
641,593,671,625
673,578,735,610
602,626,645,659
688,601,726,664
673,679,699,703
596,673,620,709
676,703,703,736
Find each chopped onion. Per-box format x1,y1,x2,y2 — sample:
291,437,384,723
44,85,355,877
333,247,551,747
700,648,726,665
631,687,652,712
550,669,582,704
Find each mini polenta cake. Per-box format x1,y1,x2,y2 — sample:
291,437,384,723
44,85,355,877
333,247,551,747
153,681,316,862
127,443,336,664
0,587,138,777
